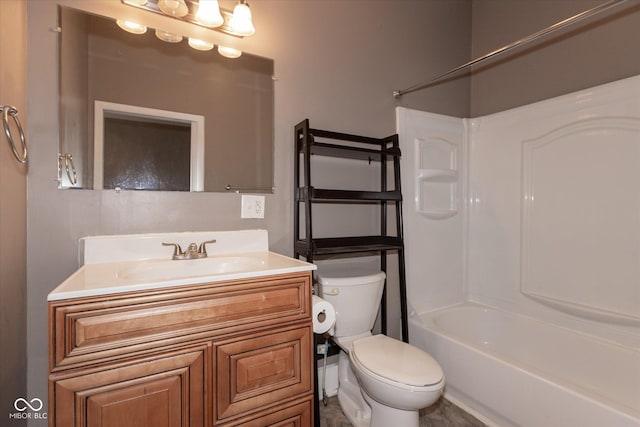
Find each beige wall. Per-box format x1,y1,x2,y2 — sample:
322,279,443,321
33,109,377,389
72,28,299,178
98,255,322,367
0,1,27,425
26,0,471,420
24,0,640,421
470,0,640,116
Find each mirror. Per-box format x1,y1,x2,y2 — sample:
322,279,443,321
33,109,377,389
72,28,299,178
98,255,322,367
58,7,274,192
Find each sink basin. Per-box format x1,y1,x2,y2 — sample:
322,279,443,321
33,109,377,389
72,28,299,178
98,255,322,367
117,256,267,282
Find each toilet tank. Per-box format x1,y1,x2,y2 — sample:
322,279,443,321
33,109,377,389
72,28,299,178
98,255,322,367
317,265,386,338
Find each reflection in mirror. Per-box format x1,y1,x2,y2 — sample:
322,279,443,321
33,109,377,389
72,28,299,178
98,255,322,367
58,6,274,192
94,101,204,191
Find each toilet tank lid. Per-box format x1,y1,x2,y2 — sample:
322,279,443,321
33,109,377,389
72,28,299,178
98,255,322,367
317,265,385,286
352,334,444,387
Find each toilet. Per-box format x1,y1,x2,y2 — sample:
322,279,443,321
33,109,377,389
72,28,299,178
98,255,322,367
317,265,445,427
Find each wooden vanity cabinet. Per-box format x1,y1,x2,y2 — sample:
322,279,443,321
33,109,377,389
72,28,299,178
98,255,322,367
48,272,314,427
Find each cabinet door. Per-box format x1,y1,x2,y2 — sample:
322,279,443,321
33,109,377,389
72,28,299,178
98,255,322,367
50,344,210,427
214,325,312,424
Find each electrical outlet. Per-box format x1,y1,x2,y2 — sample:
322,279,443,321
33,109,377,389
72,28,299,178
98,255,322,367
241,195,265,219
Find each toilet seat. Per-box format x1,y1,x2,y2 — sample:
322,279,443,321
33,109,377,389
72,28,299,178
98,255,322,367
350,334,444,388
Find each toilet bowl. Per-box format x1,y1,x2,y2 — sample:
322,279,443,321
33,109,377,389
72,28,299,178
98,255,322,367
317,265,445,427
350,334,444,427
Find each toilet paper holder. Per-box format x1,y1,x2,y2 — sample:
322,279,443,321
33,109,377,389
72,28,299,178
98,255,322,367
312,295,336,335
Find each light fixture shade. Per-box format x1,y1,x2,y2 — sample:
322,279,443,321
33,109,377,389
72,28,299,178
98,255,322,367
195,0,224,28
229,1,255,36
158,0,188,17
116,20,147,34
217,45,242,58
155,29,183,43
188,38,214,51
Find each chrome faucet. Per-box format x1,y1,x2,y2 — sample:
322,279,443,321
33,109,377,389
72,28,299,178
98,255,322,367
162,240,216,260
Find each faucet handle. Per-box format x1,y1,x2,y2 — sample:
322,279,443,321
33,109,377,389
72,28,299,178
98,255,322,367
198,239,217,255
162,242,183,258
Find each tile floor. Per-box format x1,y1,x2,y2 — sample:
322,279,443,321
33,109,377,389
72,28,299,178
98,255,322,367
319,395,487,427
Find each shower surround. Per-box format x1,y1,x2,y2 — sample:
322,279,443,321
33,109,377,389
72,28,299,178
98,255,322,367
397,75,639,426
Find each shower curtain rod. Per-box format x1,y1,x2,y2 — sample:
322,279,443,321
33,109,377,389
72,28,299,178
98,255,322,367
393,0,627,98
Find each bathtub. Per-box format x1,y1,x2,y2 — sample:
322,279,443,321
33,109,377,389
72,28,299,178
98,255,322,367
409,303,640,427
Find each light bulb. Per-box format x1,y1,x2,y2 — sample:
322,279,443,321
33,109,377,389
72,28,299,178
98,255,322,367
217,45,242,58
155,29,183,43
123,0,148,5
196,0,224,27
157,0,188,17
229,1,255,36
188,38,214,51
116,20,147,35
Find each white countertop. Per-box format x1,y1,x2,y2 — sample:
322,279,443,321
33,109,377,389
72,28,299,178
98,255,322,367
48,251,316,301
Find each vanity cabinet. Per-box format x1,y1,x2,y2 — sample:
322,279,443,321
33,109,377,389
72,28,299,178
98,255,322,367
48,272,314,427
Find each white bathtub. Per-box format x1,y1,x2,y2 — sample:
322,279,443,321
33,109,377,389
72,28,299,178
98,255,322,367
409,303,640,427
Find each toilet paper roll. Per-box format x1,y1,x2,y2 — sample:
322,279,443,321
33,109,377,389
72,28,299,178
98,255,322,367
312,295,336,334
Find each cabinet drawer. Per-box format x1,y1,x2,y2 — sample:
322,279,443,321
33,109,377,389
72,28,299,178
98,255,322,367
214,325,313,424
221,397,312,427
50,274,311,370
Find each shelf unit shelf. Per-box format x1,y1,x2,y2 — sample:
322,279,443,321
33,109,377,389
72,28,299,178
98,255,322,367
295,236,404,256
309,142,402,161
296,187,403,202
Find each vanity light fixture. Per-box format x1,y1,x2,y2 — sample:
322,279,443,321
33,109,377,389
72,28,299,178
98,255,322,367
217,45,241,58
195,0,224,27
155,28,183,42
119,0,252,57
116,19,148,34
188,37,214,51
157,0,188,17
121,0,256,38
228,1,255,36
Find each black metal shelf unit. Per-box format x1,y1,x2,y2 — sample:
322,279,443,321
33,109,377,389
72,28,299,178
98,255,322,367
293,118,409,341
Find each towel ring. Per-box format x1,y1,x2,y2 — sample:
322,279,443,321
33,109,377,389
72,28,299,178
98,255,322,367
1,105,28,164
58,153,78,186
